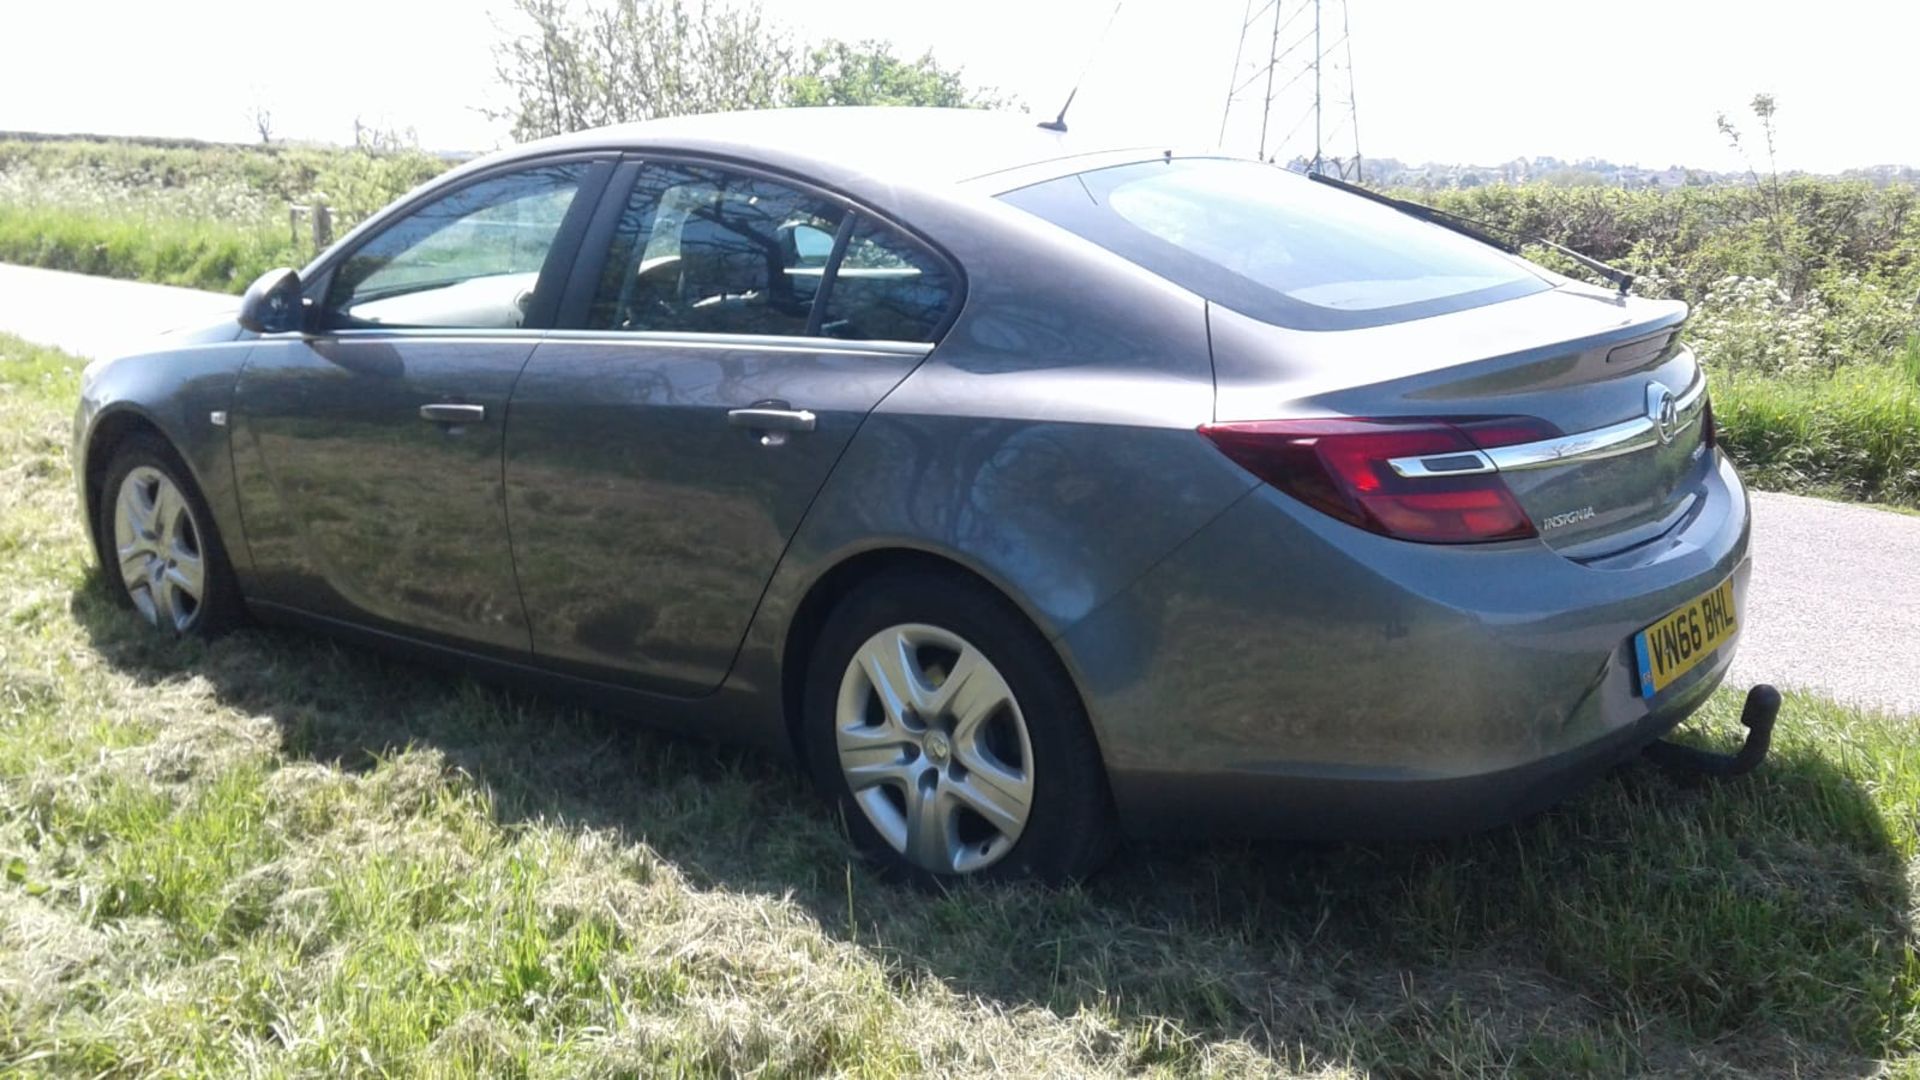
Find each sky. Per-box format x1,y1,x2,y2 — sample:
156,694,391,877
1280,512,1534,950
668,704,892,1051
5,0,1915,172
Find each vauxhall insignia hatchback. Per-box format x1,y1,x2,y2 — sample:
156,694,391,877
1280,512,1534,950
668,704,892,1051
75,108,1749,883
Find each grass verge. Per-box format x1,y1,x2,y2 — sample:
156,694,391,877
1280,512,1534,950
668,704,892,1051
0,204,296,294
3,332,1919,1076
1715,362,1920,508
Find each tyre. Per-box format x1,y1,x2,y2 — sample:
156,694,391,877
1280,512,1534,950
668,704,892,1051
97,434,242,637
801,568,1116,885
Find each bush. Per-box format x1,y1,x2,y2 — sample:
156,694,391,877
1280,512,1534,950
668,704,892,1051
1414,180,1920,380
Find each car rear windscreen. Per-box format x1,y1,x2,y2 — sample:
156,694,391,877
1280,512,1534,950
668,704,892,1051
999,158,1552,331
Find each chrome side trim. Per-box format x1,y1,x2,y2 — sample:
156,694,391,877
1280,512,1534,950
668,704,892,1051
539,328,934,357
269,327,932,358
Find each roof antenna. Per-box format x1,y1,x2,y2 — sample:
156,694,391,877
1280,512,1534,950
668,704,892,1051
1038,1,1125,132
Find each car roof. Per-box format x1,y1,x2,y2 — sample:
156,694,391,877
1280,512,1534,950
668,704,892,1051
508,107,1166,191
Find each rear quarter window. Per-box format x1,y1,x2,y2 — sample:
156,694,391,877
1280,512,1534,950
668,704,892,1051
819,218,956,343
999,158,1551,331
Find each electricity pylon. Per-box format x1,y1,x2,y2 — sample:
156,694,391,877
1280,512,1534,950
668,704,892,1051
1219,0,1364,180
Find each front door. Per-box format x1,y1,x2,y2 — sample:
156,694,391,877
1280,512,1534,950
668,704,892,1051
231,159,605,652
505,159,960,693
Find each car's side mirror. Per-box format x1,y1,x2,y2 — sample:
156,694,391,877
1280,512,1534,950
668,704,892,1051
237,267,306,334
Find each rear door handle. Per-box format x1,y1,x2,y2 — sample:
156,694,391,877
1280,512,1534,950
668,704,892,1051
727,407,816,432
420,403,486,424
728,405,816,448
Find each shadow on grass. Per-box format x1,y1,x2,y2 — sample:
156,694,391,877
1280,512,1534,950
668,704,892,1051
71,575,1911,1075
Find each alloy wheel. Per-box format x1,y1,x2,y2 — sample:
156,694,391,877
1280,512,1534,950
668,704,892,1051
834,622,1035,875
112,466,206,632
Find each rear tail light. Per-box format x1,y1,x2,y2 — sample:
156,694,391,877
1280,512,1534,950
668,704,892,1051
1198,416,1559,544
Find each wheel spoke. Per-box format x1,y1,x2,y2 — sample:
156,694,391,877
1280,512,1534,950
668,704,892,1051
903,773,953,871
153,483,186,549
939,647,1016,745
854,629,921,725
153,573,181,628
163,562,202,604
948,754,1031,837
118,481,155,540
117,544,152,589
838,739,914,793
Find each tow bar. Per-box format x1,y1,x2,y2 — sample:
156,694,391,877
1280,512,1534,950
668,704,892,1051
1643,684,1780,778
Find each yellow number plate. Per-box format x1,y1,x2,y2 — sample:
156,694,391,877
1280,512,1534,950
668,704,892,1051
1633,578,1738,699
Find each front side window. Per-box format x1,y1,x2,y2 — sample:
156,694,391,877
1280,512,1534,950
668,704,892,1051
325,163,587,330
1000,158,1550,331
588,163,844,337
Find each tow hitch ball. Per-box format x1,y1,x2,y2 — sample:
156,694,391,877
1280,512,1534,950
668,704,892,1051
1643,684,1780,778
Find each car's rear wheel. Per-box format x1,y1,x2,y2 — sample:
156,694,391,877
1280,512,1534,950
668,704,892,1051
98,435,241,637
802,569,1115,884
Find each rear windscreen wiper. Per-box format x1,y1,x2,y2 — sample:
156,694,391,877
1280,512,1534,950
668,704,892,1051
1306,171,1636,297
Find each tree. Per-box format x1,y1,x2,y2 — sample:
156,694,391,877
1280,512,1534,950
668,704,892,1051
491,0,1004,141
248,102,275,145
786,40,1007,109
1717,92,1802,292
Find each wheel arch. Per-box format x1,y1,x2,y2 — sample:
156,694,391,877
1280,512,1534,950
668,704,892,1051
80,406,176,569
775,545,1110,770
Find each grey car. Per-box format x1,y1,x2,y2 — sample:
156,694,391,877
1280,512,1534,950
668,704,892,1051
74,108,1750,883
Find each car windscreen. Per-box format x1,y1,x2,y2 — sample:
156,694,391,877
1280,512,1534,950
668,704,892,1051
998,158,1552,331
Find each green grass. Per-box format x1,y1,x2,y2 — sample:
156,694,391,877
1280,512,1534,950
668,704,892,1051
0,203,299,293
0,135,448,294
5,331,1920,1075
1715,362,1920,507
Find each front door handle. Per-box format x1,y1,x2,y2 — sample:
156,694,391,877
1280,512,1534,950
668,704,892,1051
420,403,486,424
728,405,816,447
727,406,816,432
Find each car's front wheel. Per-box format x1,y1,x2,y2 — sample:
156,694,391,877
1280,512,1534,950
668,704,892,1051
802,568,1115,884
98,434,241,637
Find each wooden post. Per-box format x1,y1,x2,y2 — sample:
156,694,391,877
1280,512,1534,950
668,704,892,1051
311,201,333,250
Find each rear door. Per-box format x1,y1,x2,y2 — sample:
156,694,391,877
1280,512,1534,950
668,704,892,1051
231,157,609,651
504,157,960,694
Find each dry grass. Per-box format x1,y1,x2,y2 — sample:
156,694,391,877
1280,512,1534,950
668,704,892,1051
3,333,1918,1077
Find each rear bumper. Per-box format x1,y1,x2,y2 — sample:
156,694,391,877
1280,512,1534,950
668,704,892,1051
1105,643,1728,839
1058,451,1752,839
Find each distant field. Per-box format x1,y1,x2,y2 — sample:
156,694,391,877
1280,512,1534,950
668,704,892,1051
6,334,1920,1075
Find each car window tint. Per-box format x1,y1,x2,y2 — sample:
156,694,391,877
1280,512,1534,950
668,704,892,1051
1000,158,1551,331
588,163,844,337
325,163,586,330
819,218,955,342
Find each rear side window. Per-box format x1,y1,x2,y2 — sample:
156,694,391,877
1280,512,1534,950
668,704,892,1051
587,161,956,343
1000,158,1550,331
589,162,845,337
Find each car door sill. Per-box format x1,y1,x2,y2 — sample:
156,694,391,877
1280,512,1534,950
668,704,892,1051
244,600,790,758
